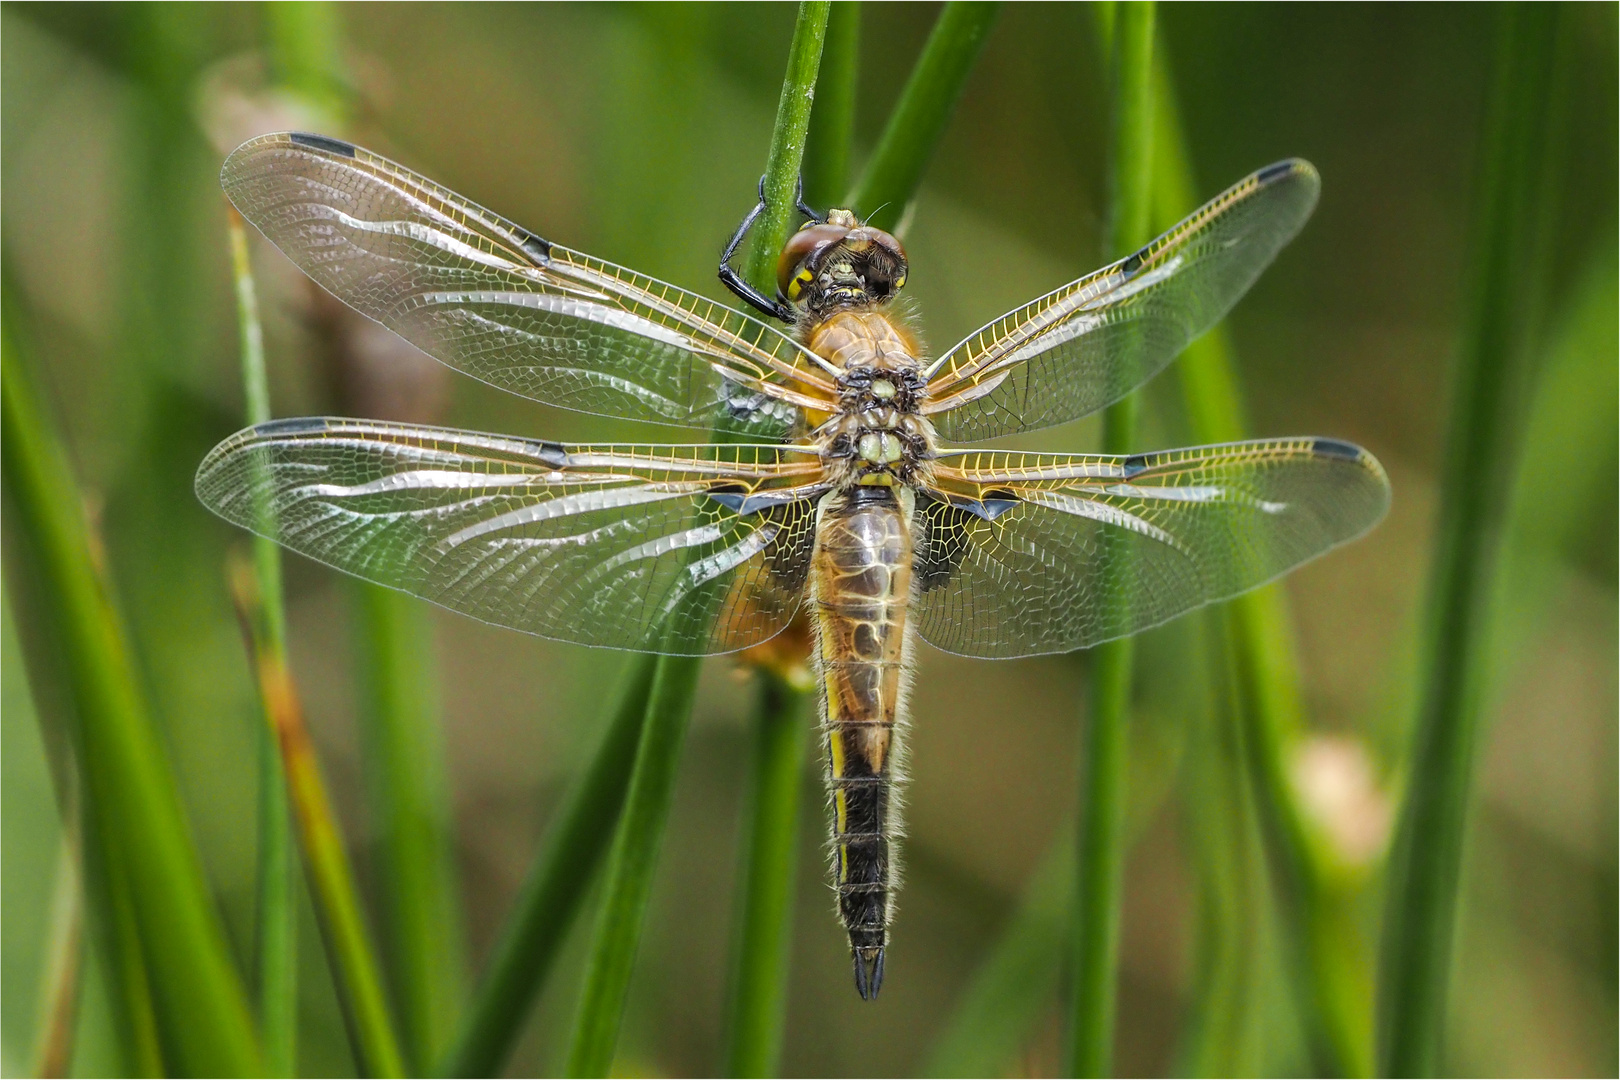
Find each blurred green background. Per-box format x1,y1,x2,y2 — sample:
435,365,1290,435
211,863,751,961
2,3,1614,1076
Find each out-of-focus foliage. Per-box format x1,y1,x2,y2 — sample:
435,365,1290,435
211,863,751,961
1,3,1613,1076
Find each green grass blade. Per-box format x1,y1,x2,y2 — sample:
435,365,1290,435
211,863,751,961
723,673,812,1078
231,563,407,1078
353,585,465,1071
1,307,264,1076
802,1,860,211
264,0,350,116
262,7,469,1066
1066,5,1155,1076
1377,6,1564,1075
567,10,828,1072
1148,52,1371,1079
845,1,999,231
564,653,704,1077
0,360,162,1078
721,7,831,1070
79,822,165,1077
740,0,832,289
228,209,301,1079
925,833,1071,1078
30,833,85,1078
440,654,656,1077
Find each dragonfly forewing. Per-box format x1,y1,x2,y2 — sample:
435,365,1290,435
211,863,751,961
924,160,1321,442
220,132,835,440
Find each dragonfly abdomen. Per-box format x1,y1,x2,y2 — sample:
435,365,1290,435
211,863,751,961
811,484,915,1000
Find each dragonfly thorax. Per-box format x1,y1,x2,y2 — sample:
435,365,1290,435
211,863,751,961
807,309,935,488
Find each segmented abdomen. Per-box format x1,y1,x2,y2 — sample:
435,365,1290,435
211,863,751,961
811,485,913,1000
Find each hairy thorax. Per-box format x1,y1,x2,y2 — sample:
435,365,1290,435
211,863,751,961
806,309,938,490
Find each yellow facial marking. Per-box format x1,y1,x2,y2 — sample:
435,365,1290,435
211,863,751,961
787,267,813,300
894,274,906,290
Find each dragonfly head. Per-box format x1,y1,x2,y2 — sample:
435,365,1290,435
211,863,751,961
778,209,908,314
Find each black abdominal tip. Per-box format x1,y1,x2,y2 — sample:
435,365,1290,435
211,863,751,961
853,947,886,1000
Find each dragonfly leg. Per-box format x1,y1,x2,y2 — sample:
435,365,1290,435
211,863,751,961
718,173,806,324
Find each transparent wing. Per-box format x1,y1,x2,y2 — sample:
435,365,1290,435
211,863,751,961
195,417,828,655
923,161,1320,442
221,132,835,438
912,437,1389,658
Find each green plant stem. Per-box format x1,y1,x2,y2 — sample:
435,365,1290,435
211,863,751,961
1067,4,1154,1076
802,1,859,210
1173,614,1267,1077
230,563,407,1079
228,209,301,1080
1147,54,1369,1079
78,819,164,1077
264,0,349,122
439,654,656,1078
353,584,465,1071
845,1,999,231
722,674,812,1078
564,654,703,1077
0,324,161,1079
567,10,829,1073
925,832,1072,1078
1378,6,1562,1076
264,7,468,1066
719,6,837,1069
741,0,831,289
1,313,264,1077
31,831,86,1079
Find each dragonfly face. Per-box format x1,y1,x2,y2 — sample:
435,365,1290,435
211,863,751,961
198,131,1392,999
776,209,909,314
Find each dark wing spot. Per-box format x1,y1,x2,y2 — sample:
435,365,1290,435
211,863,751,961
257,416,330,436
514,229,552,266
1120,246,1148,275
978,497,1020,521
289,132,356,158
707,486,748,514
528,440,569,467
1121,454,1149,478
913,494,975,592
708,485,825,517
1256,159,1299,185
1311,437,1362,462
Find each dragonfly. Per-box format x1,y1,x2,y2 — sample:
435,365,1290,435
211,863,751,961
198,131,1390,1000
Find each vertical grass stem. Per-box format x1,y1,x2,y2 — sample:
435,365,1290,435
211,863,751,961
845,1,999,232
1067,5,1154,1076
722,673,812,1077
228,208,300,1079
1146,60,1371,1075
230,562,406,1078
439,655,656,1078
1,312,263,1077
1377,6,1563,1075
566,7,829,1073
